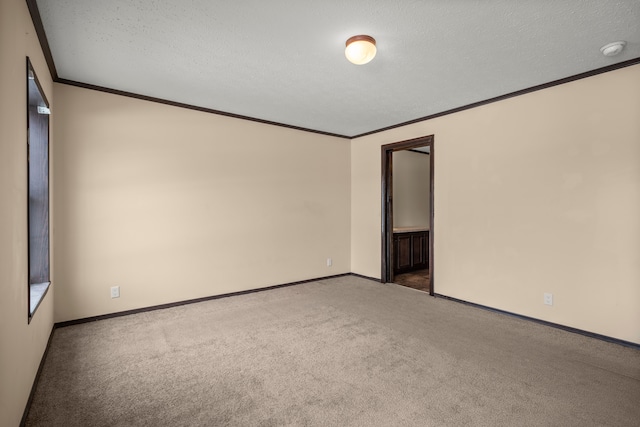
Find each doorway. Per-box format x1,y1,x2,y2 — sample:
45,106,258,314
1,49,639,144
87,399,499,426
381,135,434,295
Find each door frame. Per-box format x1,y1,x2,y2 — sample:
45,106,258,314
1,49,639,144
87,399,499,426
381,135,434,295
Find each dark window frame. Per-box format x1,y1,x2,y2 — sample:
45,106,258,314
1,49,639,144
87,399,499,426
27,57,51,323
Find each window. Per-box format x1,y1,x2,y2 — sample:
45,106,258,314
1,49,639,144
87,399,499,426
27,58,51,322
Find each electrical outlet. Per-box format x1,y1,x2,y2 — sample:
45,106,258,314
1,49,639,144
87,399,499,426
327,258,332,267
543,293,553,306
111,286,120,299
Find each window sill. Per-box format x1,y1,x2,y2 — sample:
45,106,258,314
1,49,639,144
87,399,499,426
29,281,51,323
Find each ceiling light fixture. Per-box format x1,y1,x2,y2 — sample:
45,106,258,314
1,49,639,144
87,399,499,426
345,35,377,65
600,41,626,57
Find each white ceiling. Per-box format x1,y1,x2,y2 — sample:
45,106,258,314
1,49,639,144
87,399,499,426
36,0,639,137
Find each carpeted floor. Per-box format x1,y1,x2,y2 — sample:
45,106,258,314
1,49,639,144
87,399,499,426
26,276,640,426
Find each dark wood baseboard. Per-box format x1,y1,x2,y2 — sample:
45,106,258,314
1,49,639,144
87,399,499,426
25,274,351,422
20,325,55,427
26,276,636,424
54,273,382,329
434,293,640,350
350,273,382,283
55,273,382,329
55,274,351,328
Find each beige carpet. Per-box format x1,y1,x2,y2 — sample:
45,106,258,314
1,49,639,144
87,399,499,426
26,276,640,426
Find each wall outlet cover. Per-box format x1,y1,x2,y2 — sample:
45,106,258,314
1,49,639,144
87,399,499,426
111,286,120,298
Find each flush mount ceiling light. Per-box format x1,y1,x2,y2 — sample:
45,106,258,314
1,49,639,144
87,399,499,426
600,41,626,57
345,35,377,65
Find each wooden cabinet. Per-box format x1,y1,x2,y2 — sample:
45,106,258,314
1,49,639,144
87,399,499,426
393,230,429,274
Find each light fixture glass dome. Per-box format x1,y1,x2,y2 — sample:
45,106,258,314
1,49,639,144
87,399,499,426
345,35,376,65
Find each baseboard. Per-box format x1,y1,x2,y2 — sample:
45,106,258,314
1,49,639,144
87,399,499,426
350,273,382,283
23,278,638,423
434,293,640,350
20,325,56,427
55,273,351,328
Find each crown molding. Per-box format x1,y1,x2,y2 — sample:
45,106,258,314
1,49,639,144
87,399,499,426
25,1,640,140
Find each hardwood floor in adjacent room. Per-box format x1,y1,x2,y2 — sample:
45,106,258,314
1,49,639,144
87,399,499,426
393,269,430,293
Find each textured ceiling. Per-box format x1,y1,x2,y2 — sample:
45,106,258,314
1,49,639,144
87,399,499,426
35,0,640,137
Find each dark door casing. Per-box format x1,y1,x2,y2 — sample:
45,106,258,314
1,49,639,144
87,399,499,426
381,135,434,295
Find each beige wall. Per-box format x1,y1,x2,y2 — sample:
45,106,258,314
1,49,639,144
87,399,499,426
0,0,55,425
53,84,351,322
392,150,430,229
351,64,640,344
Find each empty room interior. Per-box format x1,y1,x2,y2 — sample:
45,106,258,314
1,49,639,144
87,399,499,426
1,0,639,425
